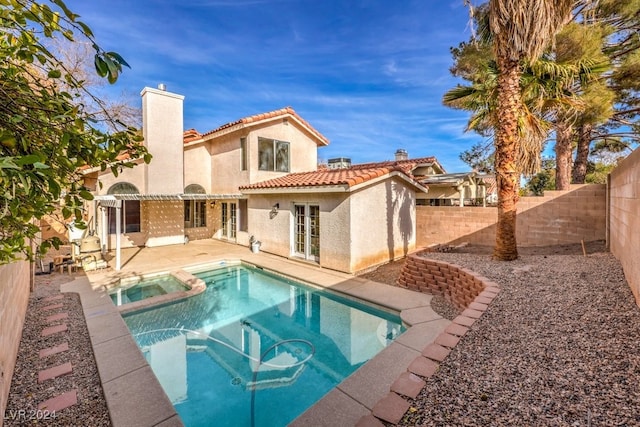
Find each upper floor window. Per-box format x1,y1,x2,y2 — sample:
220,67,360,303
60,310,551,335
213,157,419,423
240,137,248,171
258,137,289,172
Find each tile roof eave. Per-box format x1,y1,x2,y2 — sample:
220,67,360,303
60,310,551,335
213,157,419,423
240,170,428,194
200,110,329,147
240,185,350,194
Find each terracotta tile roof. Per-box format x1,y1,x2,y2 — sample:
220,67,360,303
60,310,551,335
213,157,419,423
239,167,403,190
183,129,202,143
188,107,329,146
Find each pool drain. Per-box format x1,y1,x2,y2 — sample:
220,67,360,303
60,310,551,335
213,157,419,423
231,377,242,386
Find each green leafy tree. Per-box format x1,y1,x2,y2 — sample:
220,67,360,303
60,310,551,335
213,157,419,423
524,158,556,195
0,0,150,263
459,141,495,173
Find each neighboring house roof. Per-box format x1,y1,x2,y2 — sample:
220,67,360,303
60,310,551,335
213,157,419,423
183,107,329,147
420,172,477,186
478,173,497,195
183,129,202,144
239,166,428,193
350,156,446,176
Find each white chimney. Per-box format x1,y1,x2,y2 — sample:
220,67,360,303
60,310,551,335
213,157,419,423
141,86,185,194
395,149,408,161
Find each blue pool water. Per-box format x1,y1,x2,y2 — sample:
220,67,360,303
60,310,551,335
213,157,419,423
109,275,188,306
123,264,404,427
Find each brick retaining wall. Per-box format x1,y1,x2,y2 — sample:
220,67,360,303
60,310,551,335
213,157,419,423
397,252,494,310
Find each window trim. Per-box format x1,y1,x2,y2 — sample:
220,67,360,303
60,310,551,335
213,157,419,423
258,137,290,172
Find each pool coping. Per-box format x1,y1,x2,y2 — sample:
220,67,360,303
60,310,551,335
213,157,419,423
61,255,451,427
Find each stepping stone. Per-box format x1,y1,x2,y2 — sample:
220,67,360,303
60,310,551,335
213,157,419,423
474,295,494,305
371,392,410,425
391,372,426,399
469,301,489,312
39,342,69,359
355,414,386,427
445,323,469,337
38,362,72,383
46,312,68,323
435,332,461,349
43,294,64,302
41,323,68,337
461,308,483,319
408,356,439,378
453,315,476,327
422,343,451,362
41,303,63,312
38,389,77,412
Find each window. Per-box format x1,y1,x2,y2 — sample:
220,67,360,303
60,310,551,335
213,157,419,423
184,184,207,228
184,200,206,228
239,199,248,232
258,137,289,172
107,183,141,234
240,137,247,171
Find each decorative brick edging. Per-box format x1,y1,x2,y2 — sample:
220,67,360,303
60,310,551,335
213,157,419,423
359,254,501,425
397,253,489,310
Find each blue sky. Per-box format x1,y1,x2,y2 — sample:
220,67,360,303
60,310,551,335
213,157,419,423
65,0,480,171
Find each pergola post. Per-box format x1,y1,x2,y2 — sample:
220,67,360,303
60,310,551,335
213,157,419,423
115,200,122,271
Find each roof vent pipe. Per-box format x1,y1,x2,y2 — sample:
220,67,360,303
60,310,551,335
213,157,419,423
158,83,166,91
395,149,408,161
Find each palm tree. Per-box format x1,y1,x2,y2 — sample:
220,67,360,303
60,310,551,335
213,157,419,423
488,0,574,260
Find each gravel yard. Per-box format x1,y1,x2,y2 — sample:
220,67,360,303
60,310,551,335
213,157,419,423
391,242,640,426
5,273,110,426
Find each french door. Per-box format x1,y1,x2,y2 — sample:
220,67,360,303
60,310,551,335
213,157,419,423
221,202,237,240
294,204,319,261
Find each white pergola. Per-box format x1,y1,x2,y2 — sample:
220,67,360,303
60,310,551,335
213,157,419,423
94,193,244,270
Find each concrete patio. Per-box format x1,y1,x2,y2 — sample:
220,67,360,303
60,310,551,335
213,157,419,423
62,240,451,426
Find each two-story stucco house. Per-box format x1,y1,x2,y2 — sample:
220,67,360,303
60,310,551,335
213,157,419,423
85,86,435,273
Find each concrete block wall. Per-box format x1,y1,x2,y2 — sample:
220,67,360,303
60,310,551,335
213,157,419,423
416,184,607,247
0,260,31,421
609,147,640,306
397,254,486,310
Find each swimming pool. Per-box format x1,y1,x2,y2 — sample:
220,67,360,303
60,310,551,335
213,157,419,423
123,264,404,426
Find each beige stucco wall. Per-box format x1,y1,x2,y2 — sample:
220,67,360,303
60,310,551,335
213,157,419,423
95,160,146,197
145,201,186,247
209,121,320,194
416,184,606,247
0,260,31,420
184,143,213,194
247,193,352,272
142,87,184,194
247,178,417,274
609,147,640,306
350,178,417,272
